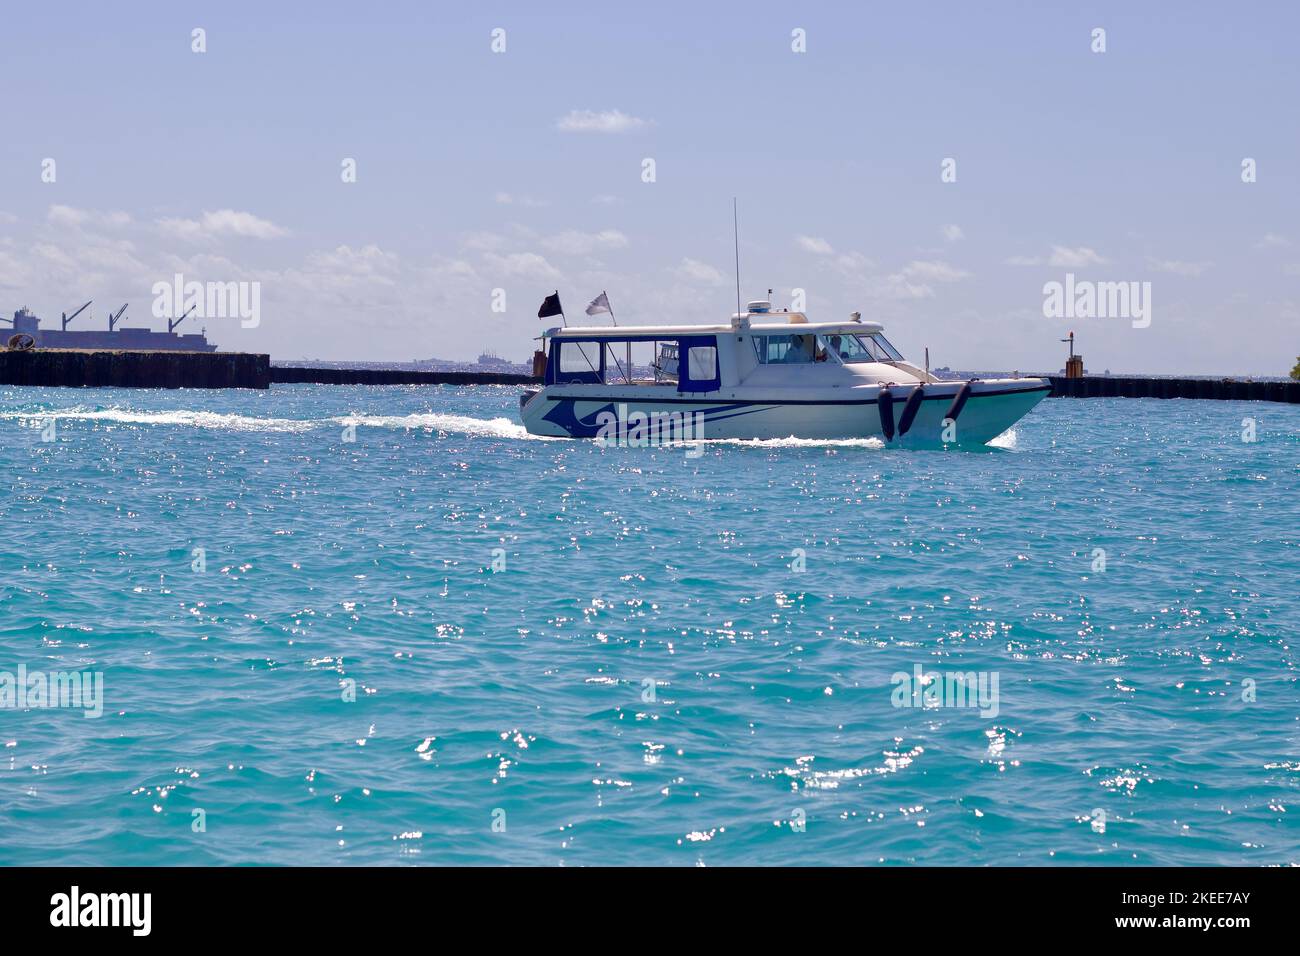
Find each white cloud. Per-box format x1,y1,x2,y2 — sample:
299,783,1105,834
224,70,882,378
265,246,403,308
0,248,31,288
867,274,935,300
541,230,628,256
48,205,131,229
1148,258,1211,277
591,194,622,205
829,259,967,302
32,242,76,272
494,192,547,208
461,230,509,252
817,253,947,300
675,257,725,285
830,251,877,276
483,251,562,281
900,259,970,282
300,244,399,284
75,238,147,275
204,209,288,239
1005,245,1107,267
157,209,288,242
429,255,479,281
556,109,650,133
155,217,205,242
1256,233,1290,249
1047,245,1107,267
940,224,964,242
795,235,835,255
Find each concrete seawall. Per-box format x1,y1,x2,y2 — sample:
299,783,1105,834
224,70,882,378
270,366,539,386
0,349,270,389
1048,376,1300,403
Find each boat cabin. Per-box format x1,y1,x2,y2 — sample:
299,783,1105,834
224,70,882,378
541,300,922,393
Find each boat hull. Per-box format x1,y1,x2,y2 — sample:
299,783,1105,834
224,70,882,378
520,380,1050,447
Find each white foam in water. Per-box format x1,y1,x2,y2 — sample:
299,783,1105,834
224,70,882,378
0,408,315,432
699,435,885,449
988,428,1017,449
334,413,554,439
0,407,554,439
2,408,897,447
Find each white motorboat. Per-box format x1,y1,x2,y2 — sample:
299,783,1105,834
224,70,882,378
519,300,1049,446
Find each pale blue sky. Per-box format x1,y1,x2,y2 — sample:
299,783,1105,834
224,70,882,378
2,1,1297,373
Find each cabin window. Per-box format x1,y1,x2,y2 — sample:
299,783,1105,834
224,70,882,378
753,334,816,364
603,342,633,383
685,345,717,381
676,335,721,392
558,341,602,375
823,333,906,364
824,334,876,363
550,340,605,384
871,333,905,362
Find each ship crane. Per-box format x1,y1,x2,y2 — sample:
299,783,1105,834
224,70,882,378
61,300,93,331
108,303,128,332
168,304,197,333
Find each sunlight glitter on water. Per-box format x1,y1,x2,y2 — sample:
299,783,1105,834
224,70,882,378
1,384,1297,866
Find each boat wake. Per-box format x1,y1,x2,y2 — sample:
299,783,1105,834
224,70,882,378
695,435,885,450
1,408,1000,449
332,413,546,440
0,408,316,432
0,407,549,440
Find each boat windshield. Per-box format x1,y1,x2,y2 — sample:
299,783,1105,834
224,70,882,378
823,333,905,364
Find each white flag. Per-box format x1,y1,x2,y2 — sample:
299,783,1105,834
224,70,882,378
585,292,611,316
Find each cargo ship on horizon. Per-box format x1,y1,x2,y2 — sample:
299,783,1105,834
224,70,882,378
3,303,218,351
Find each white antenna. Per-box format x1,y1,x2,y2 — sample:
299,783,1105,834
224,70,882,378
733,198,742,319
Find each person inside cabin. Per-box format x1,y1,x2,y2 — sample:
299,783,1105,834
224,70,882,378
784,334,814,363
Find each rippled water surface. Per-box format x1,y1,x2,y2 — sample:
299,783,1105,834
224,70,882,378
1,384,1297,865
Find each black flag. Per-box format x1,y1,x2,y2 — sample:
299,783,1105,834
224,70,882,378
537,292,563,319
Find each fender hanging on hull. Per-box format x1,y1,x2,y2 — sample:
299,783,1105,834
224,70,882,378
878,386,895,441
897,385,925,435
945,381,973,423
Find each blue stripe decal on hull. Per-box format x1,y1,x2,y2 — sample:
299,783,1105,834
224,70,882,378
539,399,772,438
535,389,1044,437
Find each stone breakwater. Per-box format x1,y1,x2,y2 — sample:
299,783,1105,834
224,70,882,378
270,366,538,386
1047,375,1299,403
0,349,270,389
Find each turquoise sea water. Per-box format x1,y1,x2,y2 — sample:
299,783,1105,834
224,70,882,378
1,384,1297,866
